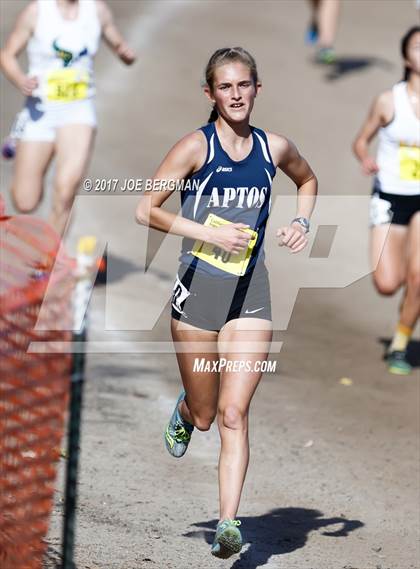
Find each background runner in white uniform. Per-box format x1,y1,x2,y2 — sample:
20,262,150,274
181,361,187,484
0,0,136,235
353,25,420,375
22,0,100,141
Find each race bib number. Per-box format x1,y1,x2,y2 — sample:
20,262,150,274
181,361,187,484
46,69,89,102
399,144,420,181
191,213,258,276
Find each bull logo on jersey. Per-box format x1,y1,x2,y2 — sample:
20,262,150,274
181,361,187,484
53,39,88,67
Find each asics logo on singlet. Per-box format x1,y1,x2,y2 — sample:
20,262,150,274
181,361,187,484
216,166,233,173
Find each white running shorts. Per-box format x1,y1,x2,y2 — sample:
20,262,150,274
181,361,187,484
19,96,97,142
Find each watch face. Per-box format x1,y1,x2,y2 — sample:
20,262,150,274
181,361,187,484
295,217,309,228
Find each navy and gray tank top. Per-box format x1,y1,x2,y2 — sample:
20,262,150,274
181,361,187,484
179,122,276,278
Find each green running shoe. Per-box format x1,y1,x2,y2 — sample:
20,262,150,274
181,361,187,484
387,350,412,375
211,519,242,559
316,47,337,64
164,391,194,458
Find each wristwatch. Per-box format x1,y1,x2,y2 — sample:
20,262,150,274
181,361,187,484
291,217,310,233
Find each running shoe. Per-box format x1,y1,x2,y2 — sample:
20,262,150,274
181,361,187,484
2,138,16,160
164,391,194,458
305,23,318,45
316,47,337,64
387,350,412,375
211,519,243,559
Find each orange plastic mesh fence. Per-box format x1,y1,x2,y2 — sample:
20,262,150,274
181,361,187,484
0,215,75,569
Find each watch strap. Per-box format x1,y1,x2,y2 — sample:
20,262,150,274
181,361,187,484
291,217,310,233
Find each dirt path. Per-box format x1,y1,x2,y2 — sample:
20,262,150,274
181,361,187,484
1,1,419,568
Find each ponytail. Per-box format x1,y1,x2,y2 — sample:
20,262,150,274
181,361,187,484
208,105,218,123
401,25,420,81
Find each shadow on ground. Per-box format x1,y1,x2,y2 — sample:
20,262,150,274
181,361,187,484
379,338,420,368
321,56,393,81
184,507,364,568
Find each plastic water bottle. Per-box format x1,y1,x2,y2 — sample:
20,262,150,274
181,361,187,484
73,235,97,333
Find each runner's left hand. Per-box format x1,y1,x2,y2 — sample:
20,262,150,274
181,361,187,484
277,223,308,253
117,43,136,65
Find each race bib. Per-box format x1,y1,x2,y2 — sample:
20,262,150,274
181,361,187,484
46,69,89,102
399,144,420,181
191,213,258,276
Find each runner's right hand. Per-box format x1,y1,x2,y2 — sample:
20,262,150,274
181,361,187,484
361,156,379,175
117,43,136,65
207,223,251,254
18,75,38,96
